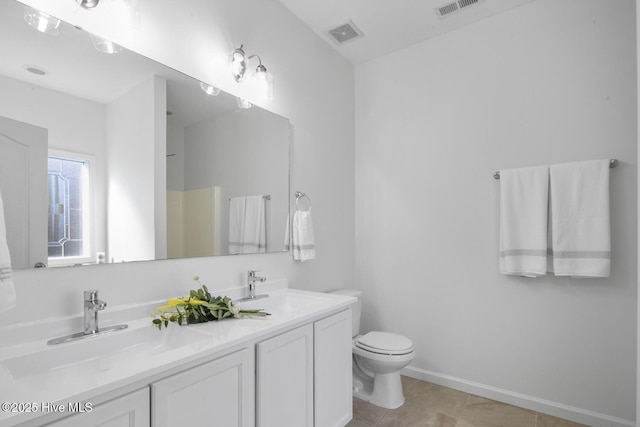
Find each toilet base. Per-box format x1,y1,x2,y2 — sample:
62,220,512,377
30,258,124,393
353,371,405,409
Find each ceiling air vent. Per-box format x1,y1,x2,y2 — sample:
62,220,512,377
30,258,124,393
435,0,485,18
328,20,364,44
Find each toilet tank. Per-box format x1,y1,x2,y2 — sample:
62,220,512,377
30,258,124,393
329,289,361,337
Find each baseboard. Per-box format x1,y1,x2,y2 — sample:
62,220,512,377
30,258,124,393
402,366,634,427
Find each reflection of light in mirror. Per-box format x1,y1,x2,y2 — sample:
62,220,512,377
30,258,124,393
199,82,220,96
24,7,61,35
90,33,123,54
236,97,252,109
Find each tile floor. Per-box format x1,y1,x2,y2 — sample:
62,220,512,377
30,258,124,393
346,376,588,427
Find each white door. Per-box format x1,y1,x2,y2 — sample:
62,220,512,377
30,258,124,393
151,348,255,427
0,116,48,269
256,324,314,427
315,310,353,427
46,388,150,427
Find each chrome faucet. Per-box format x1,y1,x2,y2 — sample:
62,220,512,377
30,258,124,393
47,290,128,345
84,290,107,334
247,270,267,299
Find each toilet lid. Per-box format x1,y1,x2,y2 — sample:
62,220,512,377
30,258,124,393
355,331,414,356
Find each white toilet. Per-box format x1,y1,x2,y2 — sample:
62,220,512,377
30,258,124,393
330,289,415,409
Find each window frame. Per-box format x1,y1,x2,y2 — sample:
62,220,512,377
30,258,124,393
47,149,95,267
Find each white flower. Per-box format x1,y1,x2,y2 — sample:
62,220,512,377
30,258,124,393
229,303,240,317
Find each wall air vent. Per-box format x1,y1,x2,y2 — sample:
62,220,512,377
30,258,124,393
328,20,364,44
435,0,485,18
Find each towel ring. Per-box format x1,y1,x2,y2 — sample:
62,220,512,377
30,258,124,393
295,191,311,211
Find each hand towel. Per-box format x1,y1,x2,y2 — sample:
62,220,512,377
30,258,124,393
549,160,611,277
292,209,316,262
499,165,549,277
228,196,266,254
0,189,16,313
228,197,245,254
242,195,266,254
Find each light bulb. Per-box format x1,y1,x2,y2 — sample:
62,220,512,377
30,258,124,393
200,82,220,96
231,46,247,82
90,34,123,54
236,97,252,109
24,8,61,35
253,64,274,101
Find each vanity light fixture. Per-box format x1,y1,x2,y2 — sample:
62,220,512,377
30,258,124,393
90,33,123,54
24,7,62,35
230,45,274,101
76,0,100,9
200,82,221,96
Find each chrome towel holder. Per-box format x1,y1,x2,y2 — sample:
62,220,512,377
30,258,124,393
493,159,618,179
295,191,311,211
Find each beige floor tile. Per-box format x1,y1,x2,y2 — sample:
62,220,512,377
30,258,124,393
352,397,388,426
536,413,589,427
458,395,536,427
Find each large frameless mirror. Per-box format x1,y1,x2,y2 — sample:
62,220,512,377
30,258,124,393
0,0,290,270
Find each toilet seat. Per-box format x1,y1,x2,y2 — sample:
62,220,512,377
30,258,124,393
355,331,414,356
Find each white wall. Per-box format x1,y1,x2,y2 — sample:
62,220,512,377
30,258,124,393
106,76,165,262
4,0,354,324
355,0,636,425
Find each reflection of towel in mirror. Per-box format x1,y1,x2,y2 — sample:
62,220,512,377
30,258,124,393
0,190,16,313
228,196,266,254
549,160,611,277
292,210,316,262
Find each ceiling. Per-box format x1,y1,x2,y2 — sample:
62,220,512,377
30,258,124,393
276,0,537,65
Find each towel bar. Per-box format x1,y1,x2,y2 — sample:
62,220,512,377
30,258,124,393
493,159,618,179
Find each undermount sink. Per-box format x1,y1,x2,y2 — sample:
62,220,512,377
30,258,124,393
2,324,210,380
235,290,332,314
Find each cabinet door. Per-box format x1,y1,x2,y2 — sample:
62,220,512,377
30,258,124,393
151,348,254,427
46,388,149,427
256,324,313,427
314,309,353,427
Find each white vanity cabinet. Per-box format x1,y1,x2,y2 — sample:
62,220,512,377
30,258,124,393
256,323,314,427
46,388,150,427
256,309,352,427
314,309,353,427
151,348,254,427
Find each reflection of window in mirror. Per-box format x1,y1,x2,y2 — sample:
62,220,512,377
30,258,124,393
47,151,94,267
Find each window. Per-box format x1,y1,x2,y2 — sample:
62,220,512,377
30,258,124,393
47,151,93,265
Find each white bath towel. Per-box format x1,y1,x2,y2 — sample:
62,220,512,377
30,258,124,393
499,165,549,277
228,196,266,254
292,209,316,262
0,190,16,313
549,160,611,277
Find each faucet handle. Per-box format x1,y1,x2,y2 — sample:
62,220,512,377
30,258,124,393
248,270,260,278
84,290,99,302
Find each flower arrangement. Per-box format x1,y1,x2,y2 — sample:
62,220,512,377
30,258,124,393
152,276,270,330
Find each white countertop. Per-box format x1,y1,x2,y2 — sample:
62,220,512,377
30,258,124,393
0,281,355,427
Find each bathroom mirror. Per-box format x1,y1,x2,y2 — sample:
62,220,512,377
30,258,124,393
0,0,290,270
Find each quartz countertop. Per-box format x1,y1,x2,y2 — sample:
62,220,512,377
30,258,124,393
0,280,355,427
